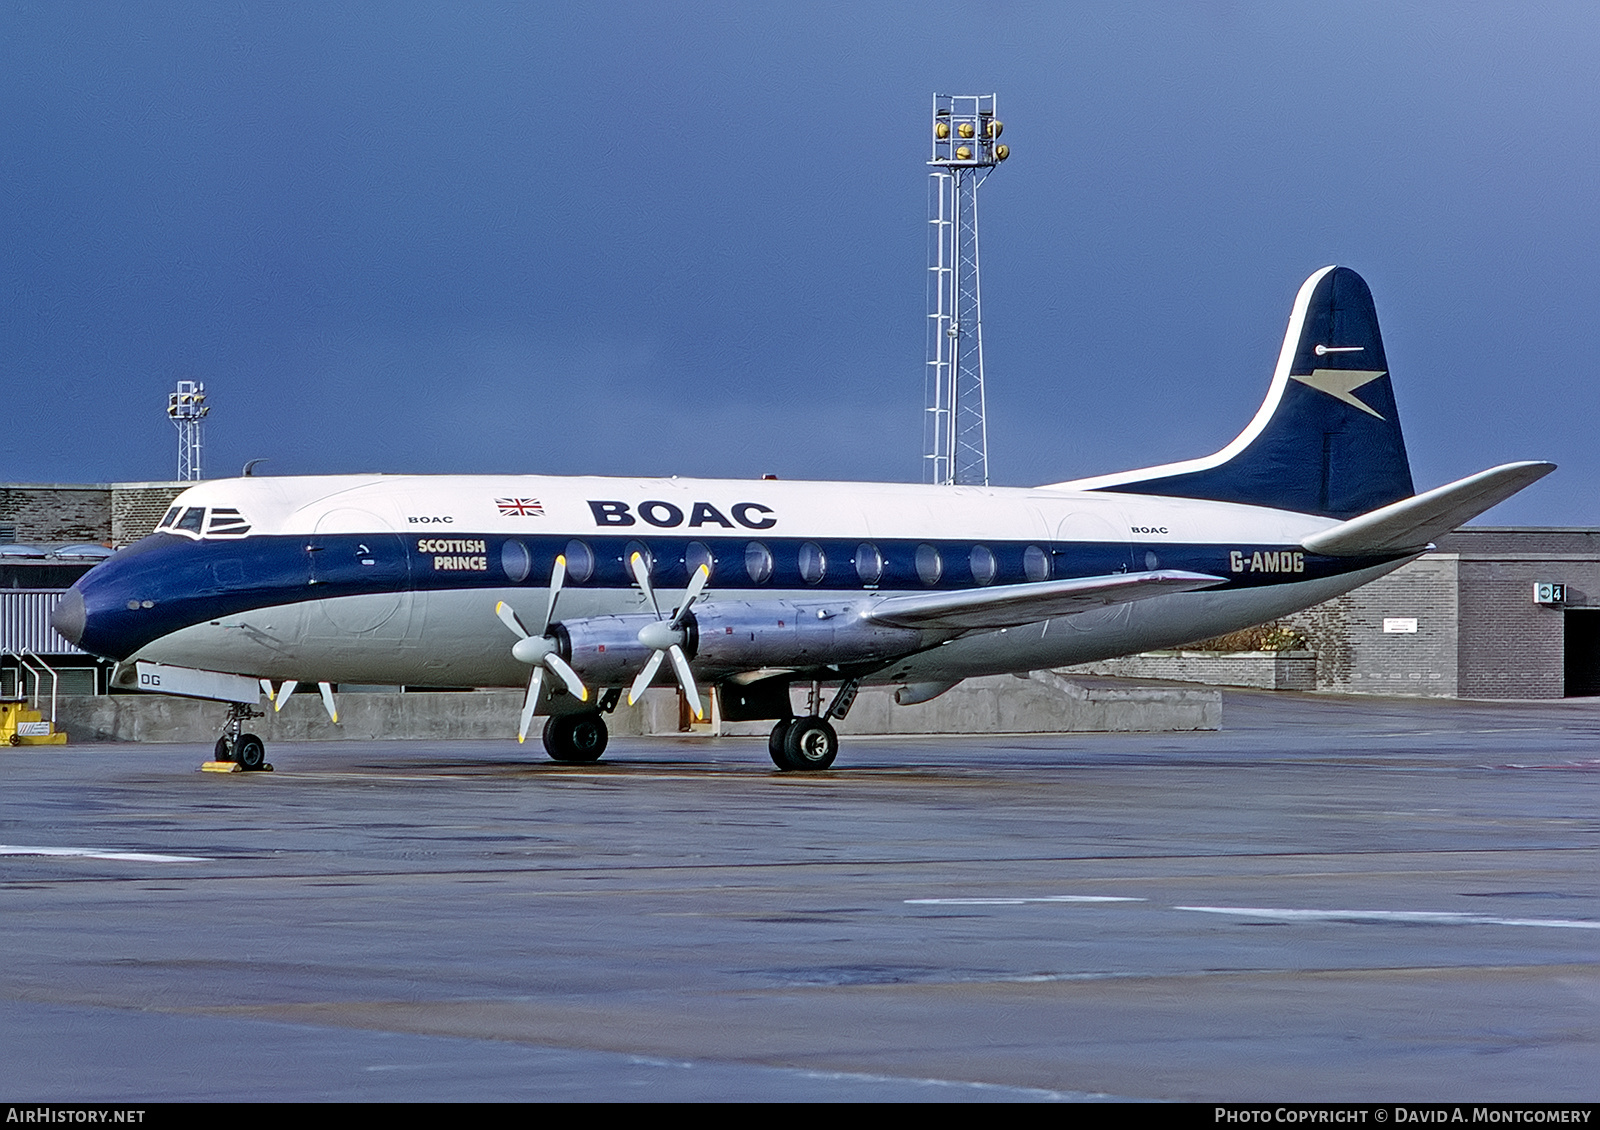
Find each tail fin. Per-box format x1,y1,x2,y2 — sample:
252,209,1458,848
1053,266,1415,519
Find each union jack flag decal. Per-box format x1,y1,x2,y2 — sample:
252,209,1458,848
496,497,544,517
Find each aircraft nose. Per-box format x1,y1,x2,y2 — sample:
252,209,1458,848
51,586,86,649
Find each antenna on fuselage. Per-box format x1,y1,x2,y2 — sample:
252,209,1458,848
925,92,1009,487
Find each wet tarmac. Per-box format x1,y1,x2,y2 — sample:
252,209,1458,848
3,689,1598,1101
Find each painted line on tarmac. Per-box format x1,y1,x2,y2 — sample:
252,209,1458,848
0,844,208,863
905,896,1144,905
1175,905,1600,929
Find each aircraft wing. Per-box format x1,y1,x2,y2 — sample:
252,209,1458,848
1301,461,1556,557
863,570,1227,631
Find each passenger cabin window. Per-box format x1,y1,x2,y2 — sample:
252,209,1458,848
915,544,943,586
684,541,714,582
798,542,826,584
624,540,653,578
176,507,205,534
564,540,595,583
970,545,997,585
745,542,773,584
854,543,882,585
501,539,531,583
1024,545,1051,583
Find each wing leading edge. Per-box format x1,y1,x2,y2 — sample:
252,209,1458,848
863,570,1227,631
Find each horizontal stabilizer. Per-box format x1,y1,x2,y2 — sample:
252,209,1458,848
1301,461,1556,557
865,570,1226,631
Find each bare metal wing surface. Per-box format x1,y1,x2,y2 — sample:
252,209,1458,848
864,570,1227,631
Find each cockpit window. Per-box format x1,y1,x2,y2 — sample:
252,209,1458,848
159,506,182,529
206,507,251,536
175,507,205,534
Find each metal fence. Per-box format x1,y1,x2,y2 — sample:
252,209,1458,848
0,590,82,656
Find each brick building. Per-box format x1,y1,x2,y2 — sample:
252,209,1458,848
1284,528,1600,699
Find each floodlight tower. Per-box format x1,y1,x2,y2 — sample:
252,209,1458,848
167,379,209,481
925,92,1008,486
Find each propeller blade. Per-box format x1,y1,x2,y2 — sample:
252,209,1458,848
629,551,660,618
318,681,339,724
670,563,711,629
260,679,275,703
667,644,703,719
628,648,665,705
518,667,544,744
495,601,530,639
540,554,567,635
273,679,298,712
543,652,589,702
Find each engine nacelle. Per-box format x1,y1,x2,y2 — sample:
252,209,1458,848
553,615,660,687
686,600,928,676
553,600,932,688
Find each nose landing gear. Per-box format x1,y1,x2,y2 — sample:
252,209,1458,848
205,702,271,772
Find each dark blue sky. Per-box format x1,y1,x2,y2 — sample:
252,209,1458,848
3,3,1595,524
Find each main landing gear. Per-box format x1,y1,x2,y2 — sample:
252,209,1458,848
208,702,270,772
542,713,608,764
767,715,838,771
765,678,854,772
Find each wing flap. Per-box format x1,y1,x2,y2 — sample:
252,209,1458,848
1301,461,1555,557
864,570,1227,631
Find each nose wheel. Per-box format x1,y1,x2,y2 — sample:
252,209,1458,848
209,703,271,772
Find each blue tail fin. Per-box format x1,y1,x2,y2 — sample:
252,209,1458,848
1055,266,1415,519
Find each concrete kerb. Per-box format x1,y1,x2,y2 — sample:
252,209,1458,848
44,672,1218,744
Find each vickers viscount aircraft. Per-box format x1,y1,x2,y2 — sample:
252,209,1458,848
53,267,1552,770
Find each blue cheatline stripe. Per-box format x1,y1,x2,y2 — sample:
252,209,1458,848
72,531,1408,660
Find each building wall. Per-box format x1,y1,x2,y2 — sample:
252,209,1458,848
0,481,186,547
0,485,111,544
1286,555,1460,696
1440,529,1600,699
110,482,186,547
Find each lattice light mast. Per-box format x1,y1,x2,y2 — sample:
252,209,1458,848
167,379,209,481
925,93,1008,486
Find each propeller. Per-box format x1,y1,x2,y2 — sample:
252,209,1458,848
626,552,710,719
496,554,588,743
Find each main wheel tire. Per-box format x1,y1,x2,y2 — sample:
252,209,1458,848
778,715,838,771
234,734,266,771
767,717,795,769
214,736,233,762
543,713,608,763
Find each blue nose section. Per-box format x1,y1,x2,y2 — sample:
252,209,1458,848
50,586,86,649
